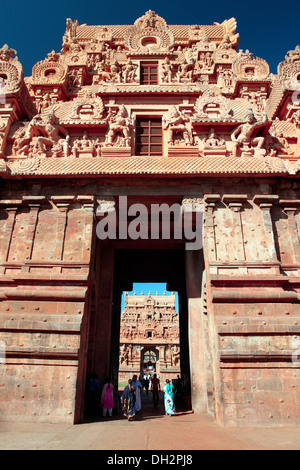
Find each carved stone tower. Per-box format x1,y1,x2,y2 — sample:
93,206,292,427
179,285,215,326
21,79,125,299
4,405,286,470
119,291,180,384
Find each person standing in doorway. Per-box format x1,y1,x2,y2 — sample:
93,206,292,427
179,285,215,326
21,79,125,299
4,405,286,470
86,373,101,417
163,379,177,416
151,373,160,407
144,377,149,395
122,379,136,421
101,378,114,417
132,374,143,412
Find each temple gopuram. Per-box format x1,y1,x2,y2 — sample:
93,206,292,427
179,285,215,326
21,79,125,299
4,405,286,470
119,291,180,384
0,11,299,427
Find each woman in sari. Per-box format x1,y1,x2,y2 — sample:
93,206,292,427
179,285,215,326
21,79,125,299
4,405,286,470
122,379,136,421
163,379,177,416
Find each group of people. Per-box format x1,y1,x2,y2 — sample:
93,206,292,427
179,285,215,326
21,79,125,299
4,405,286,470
86,373,184,421
121,373,178,421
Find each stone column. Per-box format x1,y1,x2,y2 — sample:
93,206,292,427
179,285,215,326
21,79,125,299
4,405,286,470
222,194,248,261
253,195,279,262
77,195,95,263
204,194,221,262
0,199,22,274
21,196,46,272
182,195,208,412
279,199,300,264
51,196,75,272
185,247,207,413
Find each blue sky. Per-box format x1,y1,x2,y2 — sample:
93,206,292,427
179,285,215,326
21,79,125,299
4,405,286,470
1,0,299,76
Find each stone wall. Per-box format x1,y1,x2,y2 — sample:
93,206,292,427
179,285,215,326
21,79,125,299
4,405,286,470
204,184,300,426
0,190,94,423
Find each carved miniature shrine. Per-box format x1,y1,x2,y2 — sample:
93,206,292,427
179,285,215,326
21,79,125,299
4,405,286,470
119,291,180,383
0,12,299,427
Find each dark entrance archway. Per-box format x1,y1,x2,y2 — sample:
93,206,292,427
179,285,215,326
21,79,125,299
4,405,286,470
82,229,209,422
110,249,191,395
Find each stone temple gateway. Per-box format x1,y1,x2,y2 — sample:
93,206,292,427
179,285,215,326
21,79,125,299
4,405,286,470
118,291,181,385
0,11,299,427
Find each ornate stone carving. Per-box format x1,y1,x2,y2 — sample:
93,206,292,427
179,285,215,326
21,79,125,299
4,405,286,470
122,59,138,83
213,44,238,64
233,52,270,80
231,108,269,157
160,57,175,83
201,127,227,156
163,106,193,146
290,109,300,128
194,87,233,121
8,156,40,175
278,45,300,89
11,108,69,158
239,86,268,114
266,120,294,156
62,42,88,67
124,11,175,53
175,58,203,83
71,131,100,158
220,17,240,48
92,58,125,85
104,105,134,147
0,44,23,94
62,18,79,51
216,67,234,89
69,91,105,122
32,51,67,85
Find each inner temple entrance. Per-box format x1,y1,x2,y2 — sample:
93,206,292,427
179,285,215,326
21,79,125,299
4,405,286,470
110,249,191,399
118,283,181,388
83,241,207,421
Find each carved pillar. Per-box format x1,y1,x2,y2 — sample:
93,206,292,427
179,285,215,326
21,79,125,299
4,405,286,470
21,196,46,272
182,195,204,251
204,194,221,261
253,195,279,262
222,194,248,261
51,196,75,272
185,247,207,413
0,199,22,274
77,195,95,263
279,199,300,264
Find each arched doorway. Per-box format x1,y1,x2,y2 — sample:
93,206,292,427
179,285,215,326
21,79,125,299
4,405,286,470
81,238,208,421
142,348,158,377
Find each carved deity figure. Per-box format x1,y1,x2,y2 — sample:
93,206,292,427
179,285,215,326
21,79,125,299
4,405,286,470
110,60,122,83
265,128,294,157
105,105,133,147
139,10,157,29
120,344,129,365
160,58,174,83
231,109,268,157
0,44,17,61
203,127,226,148
24,109,70,158
122,59,138,83
72,131,97,157
177,59,196,83
163,106,193,145
171,345,180,366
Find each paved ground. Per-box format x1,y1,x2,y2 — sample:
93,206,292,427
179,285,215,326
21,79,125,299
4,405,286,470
1,391,300,451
